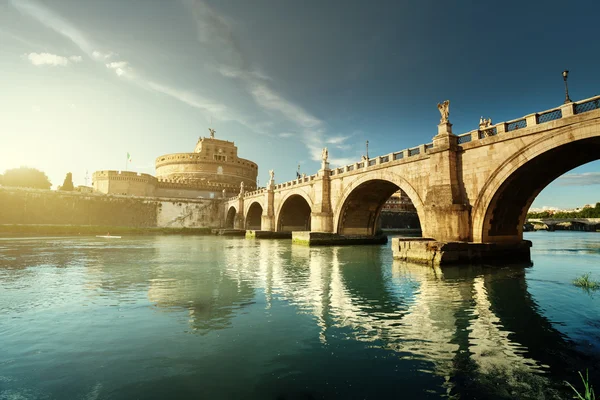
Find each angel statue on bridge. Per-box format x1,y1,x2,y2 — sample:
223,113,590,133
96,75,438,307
437,100,450,124
268,169,275,183
239,181,244,194
322,147,329,162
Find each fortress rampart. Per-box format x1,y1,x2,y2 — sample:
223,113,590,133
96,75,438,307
92,132,257,199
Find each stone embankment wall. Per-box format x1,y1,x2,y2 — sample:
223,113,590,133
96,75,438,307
0,187,222,228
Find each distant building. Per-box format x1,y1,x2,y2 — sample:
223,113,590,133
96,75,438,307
75,185,93,194
381,190,417,212
92,130,258,199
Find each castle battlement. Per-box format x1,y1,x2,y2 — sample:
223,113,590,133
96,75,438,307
92,129,258,199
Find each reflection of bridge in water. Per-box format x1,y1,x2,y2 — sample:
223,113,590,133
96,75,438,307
86,237,595,395
155,239,588,395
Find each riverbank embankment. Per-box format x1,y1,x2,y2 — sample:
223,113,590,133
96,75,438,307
0,187,223,230
0,224,213,236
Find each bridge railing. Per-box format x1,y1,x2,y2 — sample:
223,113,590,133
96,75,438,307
243,188,266,198
230,94,600,197
458,94,600,147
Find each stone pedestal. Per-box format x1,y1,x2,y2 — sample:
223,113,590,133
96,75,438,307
391,237,531,266
246,230,292,239
292,231,388,246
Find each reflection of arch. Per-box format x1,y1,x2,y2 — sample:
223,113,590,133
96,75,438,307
276,194,312,232
333,172,424,236
225,206,236,229
245,202,263,230
472,123,600,243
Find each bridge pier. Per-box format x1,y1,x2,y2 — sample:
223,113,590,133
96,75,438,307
310,212,333,232
420,123,471,242
292,231,387,246
391,238,531,266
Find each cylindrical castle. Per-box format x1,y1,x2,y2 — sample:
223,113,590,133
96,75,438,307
92,129,258,199
155,135,258,190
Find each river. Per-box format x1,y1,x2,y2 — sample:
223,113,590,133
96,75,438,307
1,231,599,399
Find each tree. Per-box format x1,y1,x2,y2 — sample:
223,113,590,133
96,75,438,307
59,172,74,191
0,174,3,186
2,167,52,190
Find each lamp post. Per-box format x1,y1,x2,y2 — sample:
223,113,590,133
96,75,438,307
366,140,369,159
562,70,572,104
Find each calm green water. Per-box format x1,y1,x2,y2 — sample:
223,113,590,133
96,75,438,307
1,231,599,399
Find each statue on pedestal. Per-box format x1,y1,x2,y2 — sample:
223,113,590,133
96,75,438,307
321,147,329,163
209,128,215,139
239,181,244,195
437,100,450,124
479,116,493,130
321,147,329,170
268,169,275,186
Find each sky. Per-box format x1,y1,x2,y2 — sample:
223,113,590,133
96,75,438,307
1,0,600,209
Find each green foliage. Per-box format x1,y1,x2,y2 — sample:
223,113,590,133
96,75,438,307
567,370,596,400
573,273,600,290
2,166,51,190
59,172,75,191
528,203,600,219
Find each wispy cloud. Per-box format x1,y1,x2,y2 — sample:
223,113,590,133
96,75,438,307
326,136,350,145
185,0,357,165
24,52,77,66
557,172,600,186
9,0,267,134
279,132,294,138
250,84,321,129
92,50,116,60
0,28,41,48
105,61,132,77
11,0,95,55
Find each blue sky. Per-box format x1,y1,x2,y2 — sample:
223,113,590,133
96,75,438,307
1,0,599,209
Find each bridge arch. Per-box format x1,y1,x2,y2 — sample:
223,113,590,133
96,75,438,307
245,201,263,230
472,120,600,243
225,205,237,229
333,171,425,236
276,191,313,232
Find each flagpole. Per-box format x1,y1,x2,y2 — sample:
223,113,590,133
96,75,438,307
125,153,128,172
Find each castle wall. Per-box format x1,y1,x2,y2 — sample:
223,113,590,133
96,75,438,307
92,171,157,197
0,187,222,229
157,200,221,228
155,186,219,200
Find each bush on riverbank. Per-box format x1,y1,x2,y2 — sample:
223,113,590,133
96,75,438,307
0,224,214,236
573,273,600,291
528,203,600,219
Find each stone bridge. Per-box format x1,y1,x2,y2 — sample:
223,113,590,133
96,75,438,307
223,95,600,259
527,218,600,231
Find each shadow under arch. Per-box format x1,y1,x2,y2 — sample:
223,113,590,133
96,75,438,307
333,172,425,236
472,123,600,242
225,206,236,229
276,194,312,232
245,201,263,230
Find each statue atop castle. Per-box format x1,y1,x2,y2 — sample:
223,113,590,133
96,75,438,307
209,128,216,139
